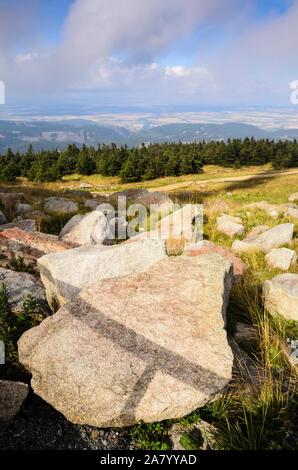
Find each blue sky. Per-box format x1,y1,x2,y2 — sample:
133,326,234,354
0,0,297,113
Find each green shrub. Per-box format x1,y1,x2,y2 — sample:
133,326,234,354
10,256,35,275
0,284,43,381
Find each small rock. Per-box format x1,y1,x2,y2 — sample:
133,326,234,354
217,216,245,237
15,203,33,215
285,207,298,220
90,429,99,440
0,211,8,225
232,223,294,254
0,219,36,233
0,380,29,422
233,322,258,349
265,248,297,271
263,273,298,321
288,192,298,203
212,199,230,213
44,197,78,214
0,267,50,314
84,199,99,210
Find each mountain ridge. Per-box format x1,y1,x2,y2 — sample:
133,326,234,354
0,120,298,153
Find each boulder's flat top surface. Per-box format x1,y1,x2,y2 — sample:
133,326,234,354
272,273,298,297
19,254,234,428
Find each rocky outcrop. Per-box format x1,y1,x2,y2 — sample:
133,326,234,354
59,211,113,246
232,223,294,254
0,267,50,314
184,240,248,282
44,197,78,214
263,273,298,321
265,248,297,271
38,239,168,310
0,380,28,422
19,254,234,428
0,228,71,266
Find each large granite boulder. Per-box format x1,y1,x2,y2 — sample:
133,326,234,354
184,240,248,282
231,223,294,254
44,197,78,214
18,254,234,428
0,380,28,422
0,228,71,266
38,239,168,311
263,273,298,321
59,211,113,246
0,267,50,314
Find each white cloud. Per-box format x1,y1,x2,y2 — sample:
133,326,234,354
1,0,298,106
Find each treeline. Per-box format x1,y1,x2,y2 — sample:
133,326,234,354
0,138,297,184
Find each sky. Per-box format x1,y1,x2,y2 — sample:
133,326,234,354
0,0,298,115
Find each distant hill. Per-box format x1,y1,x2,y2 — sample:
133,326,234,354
1,120,298,153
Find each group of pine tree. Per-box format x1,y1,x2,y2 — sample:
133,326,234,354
0,138,297,183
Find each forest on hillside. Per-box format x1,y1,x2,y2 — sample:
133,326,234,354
0,137,297,184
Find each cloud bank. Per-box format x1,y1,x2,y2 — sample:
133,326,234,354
0,0,297,106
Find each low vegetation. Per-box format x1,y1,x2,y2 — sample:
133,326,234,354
0,284,44,382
